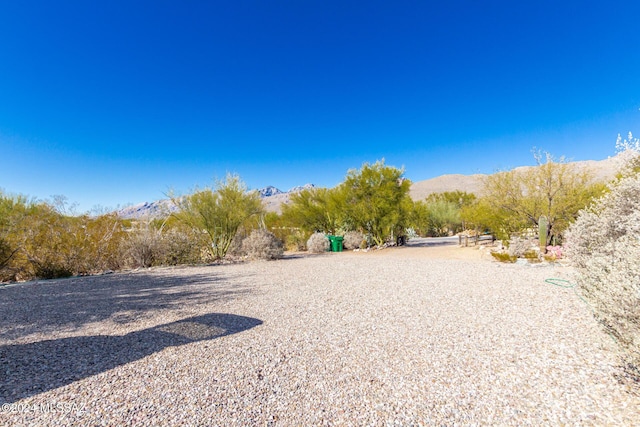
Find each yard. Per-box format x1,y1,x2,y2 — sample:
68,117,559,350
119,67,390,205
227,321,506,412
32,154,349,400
1,243,638,425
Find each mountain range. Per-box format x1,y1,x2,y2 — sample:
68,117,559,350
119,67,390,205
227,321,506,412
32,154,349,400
116,156,621,219
116,184,316,219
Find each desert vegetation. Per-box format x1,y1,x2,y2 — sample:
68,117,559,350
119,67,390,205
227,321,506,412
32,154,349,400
566,133,640,371
461,151,606,244
0,143,636,289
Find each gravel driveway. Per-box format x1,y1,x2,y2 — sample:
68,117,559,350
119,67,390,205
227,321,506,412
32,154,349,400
1,248,639,426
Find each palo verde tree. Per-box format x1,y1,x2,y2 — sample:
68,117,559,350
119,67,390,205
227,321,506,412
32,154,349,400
477,151,605,243
414,191,477,236
281,187,345,235
340,160,411,246
173,174,263,259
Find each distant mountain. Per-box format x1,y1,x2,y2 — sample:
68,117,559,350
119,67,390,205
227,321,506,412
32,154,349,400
115,199,179,220
409,155,620,201
288,184,316,193
116,184,316,219
117,155,621,219
257,186,284,197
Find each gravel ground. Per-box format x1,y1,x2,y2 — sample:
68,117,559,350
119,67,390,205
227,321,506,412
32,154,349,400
1,246,639,426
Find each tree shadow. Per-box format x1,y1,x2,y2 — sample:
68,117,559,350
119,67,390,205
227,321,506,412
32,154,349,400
0,268,255,341
0,313,262,404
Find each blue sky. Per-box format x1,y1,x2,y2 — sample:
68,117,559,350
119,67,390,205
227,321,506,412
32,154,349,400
1,1,639,213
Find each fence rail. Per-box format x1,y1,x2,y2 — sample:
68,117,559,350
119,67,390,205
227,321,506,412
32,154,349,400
458,234,494,247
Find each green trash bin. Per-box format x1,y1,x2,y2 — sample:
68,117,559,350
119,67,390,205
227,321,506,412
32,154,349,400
331,236,343,252
326,235,334,251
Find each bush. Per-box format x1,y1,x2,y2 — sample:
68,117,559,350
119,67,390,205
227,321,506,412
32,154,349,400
342,231,364,250
161,228,202,265
242,229,284,260
522,249,541,263
285,231,308,252
507,237,536,258
490,251,517,263
306,232,329,253
121,225,165,268
566,173,640,367
226,229,247,257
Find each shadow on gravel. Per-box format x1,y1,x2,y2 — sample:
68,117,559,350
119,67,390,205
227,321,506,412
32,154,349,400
0,269,255,341
0,313,263,403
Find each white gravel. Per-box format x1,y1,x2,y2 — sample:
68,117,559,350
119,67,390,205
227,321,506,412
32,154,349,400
1,249,639,426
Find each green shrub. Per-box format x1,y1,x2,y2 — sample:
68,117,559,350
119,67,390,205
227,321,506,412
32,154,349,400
285,232,307,252
490,251,517,263
33,261,73,280
523,249,541,263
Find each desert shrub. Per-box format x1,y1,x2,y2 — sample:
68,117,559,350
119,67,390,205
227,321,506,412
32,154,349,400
566,173,640,367
523,249,541,263
285,231,308,251
70,214,128,274
507,237,536,258
342,230,364,250
242,229,284,260
161,228,202,265
405,227,418,239
307,232,329,253
32,262,74,279
226,228,247,257
121,224,165,268
490,251,517,263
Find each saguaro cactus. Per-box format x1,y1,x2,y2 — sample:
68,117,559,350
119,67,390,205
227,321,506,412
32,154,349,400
538,215,548,253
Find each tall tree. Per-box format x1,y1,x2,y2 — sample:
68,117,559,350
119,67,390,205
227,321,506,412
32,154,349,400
281,187,344,234
173,174,263,259
341,160,411,246
479,152,605,242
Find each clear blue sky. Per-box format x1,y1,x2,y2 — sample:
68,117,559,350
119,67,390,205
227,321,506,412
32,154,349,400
1,1,639,213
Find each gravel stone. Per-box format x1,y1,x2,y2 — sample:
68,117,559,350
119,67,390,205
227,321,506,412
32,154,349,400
1,248,639,425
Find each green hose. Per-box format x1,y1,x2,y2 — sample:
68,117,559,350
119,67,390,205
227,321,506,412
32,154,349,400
545,277,590,306
544,278,575,289
546,277,617,344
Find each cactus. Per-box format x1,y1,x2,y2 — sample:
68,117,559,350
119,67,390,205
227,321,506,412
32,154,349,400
538,215,548,253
